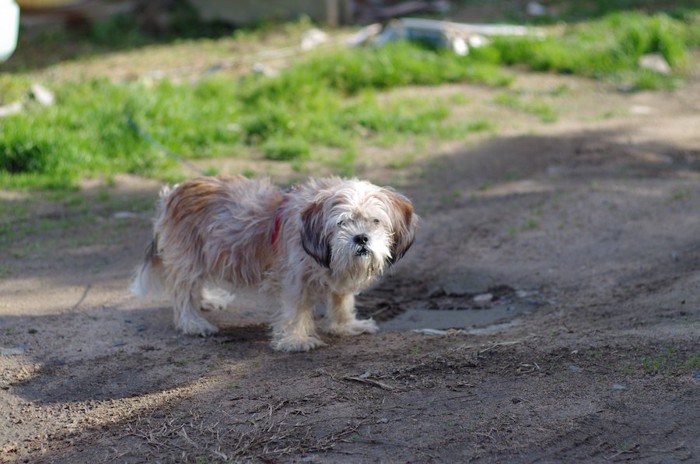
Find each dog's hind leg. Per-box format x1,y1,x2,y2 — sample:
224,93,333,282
172,280,219,336
325,293,378,336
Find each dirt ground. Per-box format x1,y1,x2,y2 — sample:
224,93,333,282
2,68,700,462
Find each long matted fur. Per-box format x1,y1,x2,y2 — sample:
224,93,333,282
131,175,417,352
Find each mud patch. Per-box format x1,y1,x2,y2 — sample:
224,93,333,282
358,281,546,331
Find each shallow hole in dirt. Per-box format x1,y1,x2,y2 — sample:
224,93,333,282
357,282,544,332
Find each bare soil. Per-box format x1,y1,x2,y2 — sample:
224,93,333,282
2,73,700,463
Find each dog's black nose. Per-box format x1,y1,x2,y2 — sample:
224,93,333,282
353,234,369,245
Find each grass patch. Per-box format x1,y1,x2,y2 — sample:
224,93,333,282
1,11,698,189
640,347,700,376
1,42,513,190
493,92,559,123
477,11,699,90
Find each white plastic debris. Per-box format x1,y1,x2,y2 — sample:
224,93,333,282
351,17,542,55
412,328,451,336
0,0,19,62
347,23,383,47
473,293,494,305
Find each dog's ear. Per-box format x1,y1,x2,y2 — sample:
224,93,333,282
300,201,332,268
383,188,418,265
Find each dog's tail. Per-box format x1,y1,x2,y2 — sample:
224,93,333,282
129,236,165,299
130,185,174,299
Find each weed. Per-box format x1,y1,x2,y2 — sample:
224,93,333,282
684,354,700,370
478,181,492,191
641,356,664,374
387,152,417,170
671,188,691,200
508,214,542,237
639,346,698,375
439,191,460,205
96,190,110,202
522,217,540,230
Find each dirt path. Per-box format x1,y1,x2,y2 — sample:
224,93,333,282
2,75,700,463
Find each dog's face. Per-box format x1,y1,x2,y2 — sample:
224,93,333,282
301,180,417,282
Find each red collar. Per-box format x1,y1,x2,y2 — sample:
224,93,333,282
271,198,288,247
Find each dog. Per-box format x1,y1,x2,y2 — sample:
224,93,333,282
130,175,417,352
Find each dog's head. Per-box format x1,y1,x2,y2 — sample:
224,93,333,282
301,179,417,282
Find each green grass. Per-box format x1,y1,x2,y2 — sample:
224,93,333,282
1,42,511,190
640,348,700,375
477,11,699,90
493,92,559,123
1,10,699,190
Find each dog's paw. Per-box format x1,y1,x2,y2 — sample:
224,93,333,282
177,316,219,337
271,334,326,352
327,318,379,336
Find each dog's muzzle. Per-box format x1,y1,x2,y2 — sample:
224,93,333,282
353,234,370,257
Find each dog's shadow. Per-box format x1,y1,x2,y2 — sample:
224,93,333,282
214,324,270,344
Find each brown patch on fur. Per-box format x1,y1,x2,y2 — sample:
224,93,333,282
382,188,418,264
301,201,332,268
145,236,162,270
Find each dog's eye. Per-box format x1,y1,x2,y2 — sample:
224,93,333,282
372,218,381,225
337,220,345,226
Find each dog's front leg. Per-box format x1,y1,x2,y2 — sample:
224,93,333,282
326,293,379,336
271,286,325,352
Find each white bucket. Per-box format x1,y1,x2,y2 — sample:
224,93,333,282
0,0,20,63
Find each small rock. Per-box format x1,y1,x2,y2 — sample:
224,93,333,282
0,346,27,356
30,83,55,106
568,365,582,373
376,417,389,424
113,340,127,348
451,37,468,56
301,28,328,51
252,63,278,77
639,53,672,75
427,286,445,298
629,105,653,115
28,328,38,334
516,289,537,299
611,383,628,391
113,211,139,219
136,324,147,332
692,371,700,380
473,293,493,305
0,101,23,118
